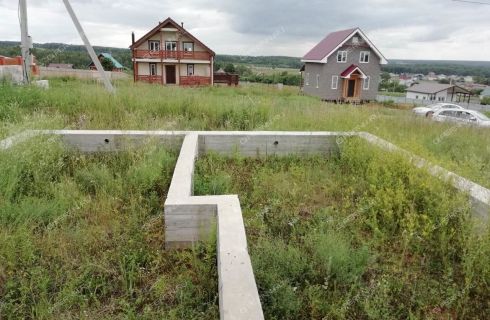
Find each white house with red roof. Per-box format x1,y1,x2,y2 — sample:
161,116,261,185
301,27,387,102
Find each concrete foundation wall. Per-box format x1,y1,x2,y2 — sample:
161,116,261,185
2,129,489,320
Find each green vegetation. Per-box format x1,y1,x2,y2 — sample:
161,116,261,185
1,79,489,189
379,72,407,94
0,137,218,319
100,57,116,71
214,62,301,85
1,77,489,319
382,60,490,79
481,97,490,105
194,139,490,319
3,41,490,82
0,41,132,71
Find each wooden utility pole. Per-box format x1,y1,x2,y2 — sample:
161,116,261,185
19,0,31,84
61,0,115,94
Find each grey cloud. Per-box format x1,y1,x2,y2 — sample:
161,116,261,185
2,0,490,59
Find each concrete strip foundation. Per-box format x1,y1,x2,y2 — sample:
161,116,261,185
2,129,489,320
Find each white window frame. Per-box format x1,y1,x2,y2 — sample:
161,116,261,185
149,63,157,76
305,73,310,86
363,76,370,90
187,64,195,76
183,42,194,52
352,36,359,44
165,41,177,51
337,51,348,63
331,76,339,90
149,40,160,51
360,51,370,63
316,74,320,88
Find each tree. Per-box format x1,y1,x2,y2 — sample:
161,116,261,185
224,63,236,73
438,79,450,84
100,57,114,71
381,72,391,82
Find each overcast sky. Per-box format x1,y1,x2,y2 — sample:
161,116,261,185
1,0,489,60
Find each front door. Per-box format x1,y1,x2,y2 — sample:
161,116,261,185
165,65,176,84
347,79,356,98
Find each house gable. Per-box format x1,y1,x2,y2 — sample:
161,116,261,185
302,28,387,65
130,17,215,56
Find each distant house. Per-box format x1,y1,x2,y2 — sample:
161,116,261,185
406,82,471,103
0,55,39,83
88,53,125,72
464,76,474,83
480,87,490,99
300,27,387,102
48,63,73,69
129,17,215,86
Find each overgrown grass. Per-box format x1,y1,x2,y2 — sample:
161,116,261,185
194,139,490,319
1,80,489,188
0,137,218,319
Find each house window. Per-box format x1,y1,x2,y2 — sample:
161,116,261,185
149,40,160,51
305,73,310,86
183,42,194,52
337,51,348,63
360,51,370,63
187,64,195,76
165,41,177,51
352,36,359,44
331,76,338,90
363,76,370,90
316,75,320,88
149,63,157,76
416,95,419,99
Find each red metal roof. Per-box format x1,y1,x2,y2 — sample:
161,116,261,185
303,28,357,61
340,64,366,78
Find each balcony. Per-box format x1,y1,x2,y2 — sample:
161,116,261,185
133,50,212,61
136,75,211,86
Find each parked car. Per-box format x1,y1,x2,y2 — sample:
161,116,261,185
431,109,490,127
412,103,466,117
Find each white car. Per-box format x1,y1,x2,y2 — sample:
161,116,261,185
431,108,490,127
412,103,465,117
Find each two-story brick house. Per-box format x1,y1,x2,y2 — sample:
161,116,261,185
301,28,387,102
130,17,215,86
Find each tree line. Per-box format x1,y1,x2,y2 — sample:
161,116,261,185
1,41,489,85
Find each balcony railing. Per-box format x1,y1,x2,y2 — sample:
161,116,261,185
136,75,211,86
133,50,212,61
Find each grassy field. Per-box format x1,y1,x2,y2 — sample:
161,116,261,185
0,79,489,318
1,79,489,188
0,137,218,319
194,139,490,319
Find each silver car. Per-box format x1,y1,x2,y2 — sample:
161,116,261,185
431,108,490,127
412,103,466,117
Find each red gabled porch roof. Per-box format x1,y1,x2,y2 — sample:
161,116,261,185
340,64,367,79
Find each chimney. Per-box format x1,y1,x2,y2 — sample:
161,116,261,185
131,32,135,46
181,22,184,28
